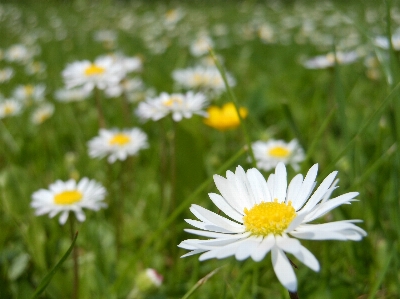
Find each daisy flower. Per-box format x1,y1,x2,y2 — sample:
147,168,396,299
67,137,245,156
13,84,46,104
0,99,24,119
87,128,148,163
136,91,208,122
54,87,92,103
374,32,400,50
190,34,214,57
178,163,366,292
31,178,107,225
62,56,125,92
172,65,235,96
302,51,358,69
204,102,248,131
252,139,305,171
31,103,55,125
0,67,14,83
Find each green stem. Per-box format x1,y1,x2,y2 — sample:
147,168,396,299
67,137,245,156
69,217,79,299
210,49,257,167
94,87,106,128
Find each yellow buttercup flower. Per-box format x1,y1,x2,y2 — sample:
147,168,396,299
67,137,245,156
204,102,248,131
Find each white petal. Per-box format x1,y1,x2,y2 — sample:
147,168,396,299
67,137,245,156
59,211,69,225
251,234,275,261
271,246,297,292
302,192,358,223
246,168,272,203
214,175,246,212
190,205,243,231
181,249,207,258
276,236,301,254
300,171,338,213
235,237,262,261
273,163,287,203
185,219,243,233
292,164,318,210
208,193,244,222
286,174,303,204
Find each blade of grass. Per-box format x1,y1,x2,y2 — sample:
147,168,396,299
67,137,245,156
367,245,396,299
321,81,400,177
209,48,257,167
31,232,79,299
112,147,247,292
181,265,225,299
281,102,306,151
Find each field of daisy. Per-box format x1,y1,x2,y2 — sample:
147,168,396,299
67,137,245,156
1,0,400,298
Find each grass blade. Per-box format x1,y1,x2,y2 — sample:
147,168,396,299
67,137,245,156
31,232,79,299
181,266,224,299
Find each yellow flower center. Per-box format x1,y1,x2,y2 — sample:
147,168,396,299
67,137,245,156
163,96,182,107
54,190,83,205
84,64,105,76
4,104,15,115
109,133,131,145
24,85,34,96
243,200,296,236
268,146,290,158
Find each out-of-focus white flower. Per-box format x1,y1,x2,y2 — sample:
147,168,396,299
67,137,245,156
0,99,24,119
302,51,358,69
25,61,46,76
4,44,36,63
54,87,92,103
252,139,305,171
190,34,214,57
62,56,125,92
94,29,118,49
104,77,144,98
31,103,54,124
172,65,235,96
0,67,14,83
374,33,400,50
136,91,208,122
13,84,46,103
164,8,184,27
98,52,142,75
87,128,148,163
31,178,107,225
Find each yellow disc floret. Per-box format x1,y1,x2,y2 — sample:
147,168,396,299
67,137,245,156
54,190,83,205
84,64,105,76
163,96,183,107
268,146,290,158
109,134,131,146
243,199,296,236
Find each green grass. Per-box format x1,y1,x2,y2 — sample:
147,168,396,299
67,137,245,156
0,0,399,298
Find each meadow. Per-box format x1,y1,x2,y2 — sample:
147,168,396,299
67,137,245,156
0,0,399,298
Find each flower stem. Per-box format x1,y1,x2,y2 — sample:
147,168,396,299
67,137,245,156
289,291,299,299
209,49,257,167
69,216,79,299
94,87,106,128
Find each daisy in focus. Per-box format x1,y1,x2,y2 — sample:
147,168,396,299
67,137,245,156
31,178,107,225
62,56,125,92
204,102,248,131
252,139,305,171
87,128,148,163
136,91,208,122
178,163,366,292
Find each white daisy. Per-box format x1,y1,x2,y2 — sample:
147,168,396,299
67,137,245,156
178,163,366,292
252,139,305,171
190,34,214,57
135,91,208,122
13,84,46,104
31,178,107,225
62,56,125,92
172,65,235,96
0,67,14,83
54,87,92,103
87,128,148,163
31,103,55,124
0,99,23,119
302,51,358,69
